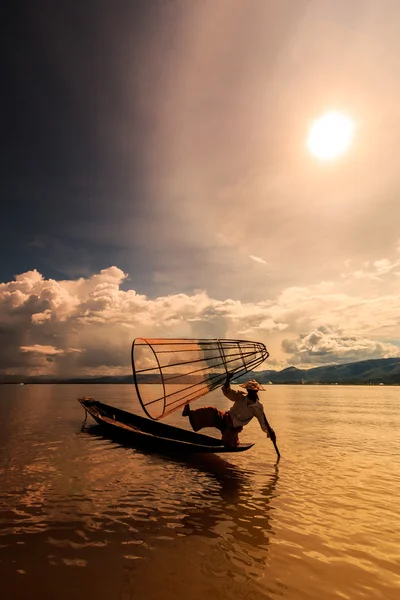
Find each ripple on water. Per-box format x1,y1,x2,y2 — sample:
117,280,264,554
0,385,399,600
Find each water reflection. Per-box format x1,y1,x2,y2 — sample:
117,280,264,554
75,422,281,599
4,385,399,600
80,422,279,550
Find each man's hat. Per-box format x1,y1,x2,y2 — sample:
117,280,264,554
239,379,265,391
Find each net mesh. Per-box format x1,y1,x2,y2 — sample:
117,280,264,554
131,338,269,420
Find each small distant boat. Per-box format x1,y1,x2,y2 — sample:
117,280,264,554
78,398,254,454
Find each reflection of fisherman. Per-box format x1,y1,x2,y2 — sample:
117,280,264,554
182,373,274,448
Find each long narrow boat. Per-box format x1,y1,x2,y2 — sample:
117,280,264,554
78,397,254,454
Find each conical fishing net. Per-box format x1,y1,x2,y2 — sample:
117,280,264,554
131,338,269,420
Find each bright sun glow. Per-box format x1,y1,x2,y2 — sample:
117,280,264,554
307,111,355,161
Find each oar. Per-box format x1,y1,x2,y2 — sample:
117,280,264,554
263,413,281,460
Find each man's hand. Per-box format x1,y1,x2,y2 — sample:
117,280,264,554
224,372,233,386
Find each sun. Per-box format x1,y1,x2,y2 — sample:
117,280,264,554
307,111,355,161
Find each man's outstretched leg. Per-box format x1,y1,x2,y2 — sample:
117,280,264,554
182,405,224,433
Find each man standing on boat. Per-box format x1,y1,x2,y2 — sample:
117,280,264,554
182,373,273,448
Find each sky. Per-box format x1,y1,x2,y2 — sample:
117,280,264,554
2,0,400,378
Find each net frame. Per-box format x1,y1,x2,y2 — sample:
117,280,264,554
131,338,269,420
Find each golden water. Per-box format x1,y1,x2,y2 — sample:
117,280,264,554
0,384,399,599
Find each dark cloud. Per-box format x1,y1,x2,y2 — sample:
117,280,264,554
2,0,400,319
1,0,182,280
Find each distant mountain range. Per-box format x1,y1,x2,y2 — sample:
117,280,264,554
2,357,400,385
246,356,400,385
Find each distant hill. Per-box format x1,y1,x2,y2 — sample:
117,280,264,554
249,357,400,385
2,356,400,384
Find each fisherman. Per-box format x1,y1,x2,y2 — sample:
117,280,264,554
182,372,274,448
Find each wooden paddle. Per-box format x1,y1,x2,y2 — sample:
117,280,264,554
263,413,281,460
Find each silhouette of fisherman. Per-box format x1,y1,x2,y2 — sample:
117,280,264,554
182,373,274,448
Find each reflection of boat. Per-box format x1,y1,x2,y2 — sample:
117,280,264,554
78,398,254,454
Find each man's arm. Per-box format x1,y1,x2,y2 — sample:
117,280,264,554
222,372,233,392
254,404,270,436
222,373,243,402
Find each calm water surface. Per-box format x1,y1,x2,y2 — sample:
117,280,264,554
0,384,399,600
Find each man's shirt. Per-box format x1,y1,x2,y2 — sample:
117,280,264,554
222,384,269,434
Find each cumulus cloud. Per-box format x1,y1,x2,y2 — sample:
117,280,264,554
1,266,400,377
281,325,400,366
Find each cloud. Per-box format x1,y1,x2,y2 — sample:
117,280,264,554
341,256,400,281
20,345,66,355
1,266,400,377
282,325,400,365
249,255,268,265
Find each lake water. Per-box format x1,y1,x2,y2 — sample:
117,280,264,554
0,384,399,600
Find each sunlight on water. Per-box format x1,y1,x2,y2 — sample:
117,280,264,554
0,384,399,599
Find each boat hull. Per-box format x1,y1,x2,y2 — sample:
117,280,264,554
78,398,254,454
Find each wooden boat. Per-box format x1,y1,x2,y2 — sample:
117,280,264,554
78,397,254,454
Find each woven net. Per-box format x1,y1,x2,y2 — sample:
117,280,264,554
131,338,269,420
